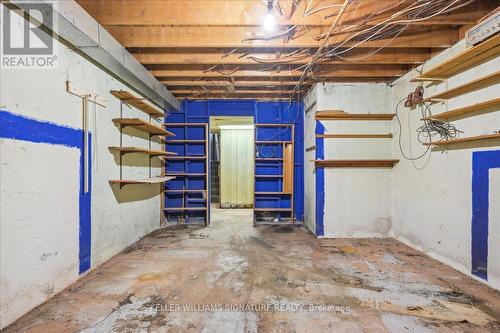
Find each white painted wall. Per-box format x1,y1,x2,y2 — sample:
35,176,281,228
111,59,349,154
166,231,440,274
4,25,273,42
0,8,164,328
489,169,500,290
305,83,394,237
303,89,317,234
390,40,500,291
0,142,80,326
303,40,500,291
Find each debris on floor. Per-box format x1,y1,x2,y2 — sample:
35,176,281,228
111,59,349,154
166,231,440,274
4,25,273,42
4,208,500,332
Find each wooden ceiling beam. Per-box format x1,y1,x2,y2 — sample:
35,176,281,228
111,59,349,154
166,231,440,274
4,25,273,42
160,77,394,84
132,48,431,65
174,93,303,99
76,0,493,27
106,26,459,49
162,81,307,87
151,65,408,78
170,89,302,95
179,96,295,101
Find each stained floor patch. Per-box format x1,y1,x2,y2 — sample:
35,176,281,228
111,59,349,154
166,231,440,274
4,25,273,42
3,207,500,332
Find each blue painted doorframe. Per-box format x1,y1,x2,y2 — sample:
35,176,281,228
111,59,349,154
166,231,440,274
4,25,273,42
167,99,304,222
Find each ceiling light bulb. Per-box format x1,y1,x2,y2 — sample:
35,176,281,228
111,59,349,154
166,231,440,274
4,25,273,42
263,13,275,32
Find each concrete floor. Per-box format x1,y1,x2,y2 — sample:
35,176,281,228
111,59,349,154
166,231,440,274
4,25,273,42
4,208,500,333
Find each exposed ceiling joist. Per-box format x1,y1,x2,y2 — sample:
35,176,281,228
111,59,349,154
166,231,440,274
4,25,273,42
106,26,459,49
132,48,431,65
75,0,498,100
150,65,409,79
77,0,492,27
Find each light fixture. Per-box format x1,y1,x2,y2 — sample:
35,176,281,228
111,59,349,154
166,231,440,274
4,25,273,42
263,0,276,32
263,12,275,32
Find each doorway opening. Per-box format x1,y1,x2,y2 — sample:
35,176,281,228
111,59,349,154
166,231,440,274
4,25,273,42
210,116,254,209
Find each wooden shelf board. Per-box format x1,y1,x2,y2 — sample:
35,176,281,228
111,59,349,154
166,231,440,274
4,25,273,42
109,176,175,186
164,207,207,211
410,77,447,82
112,118,174,136
109,147,177,156
315,111,395,121
317,133,393,139
425,71,500,101
254,208,292,212
110,90,163,117
423,133,500,146
413,35,500,80
423,97,500,120
315,159,399,168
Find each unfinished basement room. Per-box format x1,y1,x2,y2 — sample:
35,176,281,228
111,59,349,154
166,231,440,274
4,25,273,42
1,0,500,332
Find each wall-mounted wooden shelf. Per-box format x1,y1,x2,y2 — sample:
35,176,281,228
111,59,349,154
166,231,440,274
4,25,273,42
109,176,175,187
112,118,174,136
316,133,393,139
422,97,500,121
109,147,177,156
110,90,163,118
315,111,396,121
423,133,500,147
315,159,399,168
412,35,500,81
425,71,500,102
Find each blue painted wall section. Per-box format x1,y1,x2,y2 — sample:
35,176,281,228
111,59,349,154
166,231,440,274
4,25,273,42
315,120,325,237
471,149,500,280
165,99,304,222
0,110,92,274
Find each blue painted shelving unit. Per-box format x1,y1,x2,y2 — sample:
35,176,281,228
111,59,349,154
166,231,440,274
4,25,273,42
254,124,295,225
164,99,304,226
163,118,209,225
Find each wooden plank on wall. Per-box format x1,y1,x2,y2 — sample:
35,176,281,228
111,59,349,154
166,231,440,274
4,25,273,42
283,143,293,193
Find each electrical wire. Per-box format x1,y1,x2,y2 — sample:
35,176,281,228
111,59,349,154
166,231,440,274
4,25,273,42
394,96,462,164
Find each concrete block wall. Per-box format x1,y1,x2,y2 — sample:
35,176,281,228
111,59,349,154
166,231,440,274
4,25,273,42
304,83,394,238
303,90,317,234
304,40,500,291
390,40,500,291
0,11,164,327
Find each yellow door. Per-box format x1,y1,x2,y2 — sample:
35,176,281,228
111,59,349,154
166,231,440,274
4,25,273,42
219,125,254,208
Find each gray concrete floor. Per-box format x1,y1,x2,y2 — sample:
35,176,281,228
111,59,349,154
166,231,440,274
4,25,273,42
4,207,500,332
